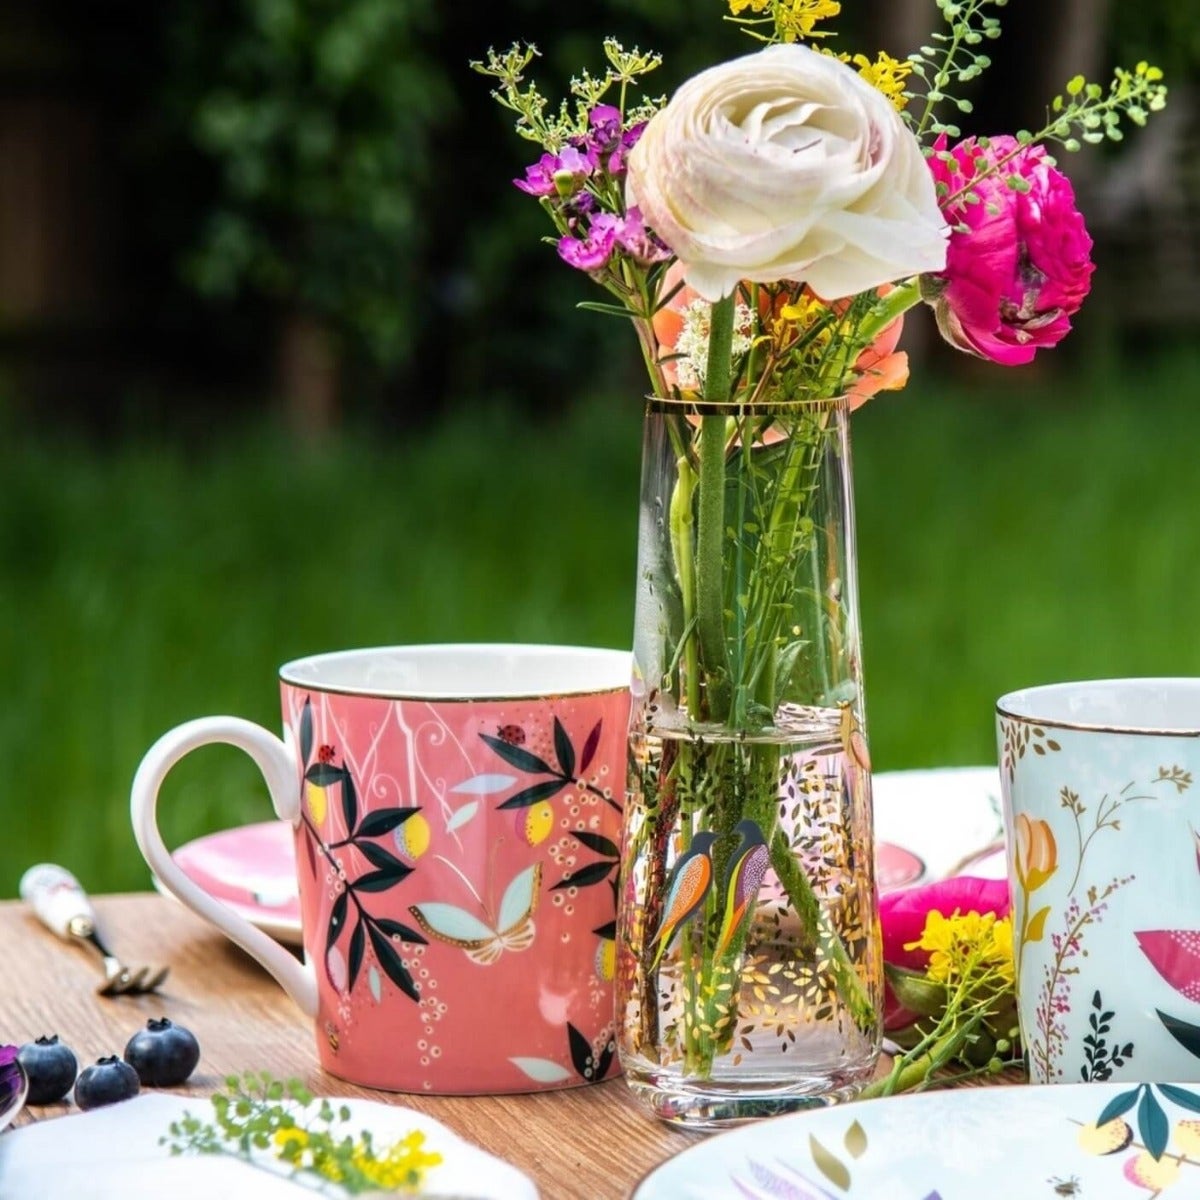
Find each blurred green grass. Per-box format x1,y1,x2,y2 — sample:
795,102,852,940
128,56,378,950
5,347,1200,895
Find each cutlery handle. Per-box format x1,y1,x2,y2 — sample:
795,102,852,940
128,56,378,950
19,863,98,941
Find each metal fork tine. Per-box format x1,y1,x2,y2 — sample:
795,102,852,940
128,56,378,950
139,966,171,993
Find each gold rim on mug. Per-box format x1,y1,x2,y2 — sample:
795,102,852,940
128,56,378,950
996,676,1200,737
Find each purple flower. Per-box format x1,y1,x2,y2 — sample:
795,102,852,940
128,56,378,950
514,146,593,197
0,1044,23,1111
557,213,619,271
608,121,647,176
614,206,671,265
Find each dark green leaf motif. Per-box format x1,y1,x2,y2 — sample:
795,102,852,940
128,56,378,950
571,830,620,859
299,698,314,767
354,867,408,892
328,890,348,945
341,769,358,834
553,862,615,890
479,733,556,776
1157,1009,1200,1059
1159,1083,1200,1113
367,923,420,1002
568,1023,595,1079
579,720,602,774
372,916,428,945
592,920,616,940
1138,1087,1170,1160
348,919,365,993
1096,1086,1140,1127
553,717,575,778
497,778,569,811
357,842,411,875
356,807,421,837
305,762,343,787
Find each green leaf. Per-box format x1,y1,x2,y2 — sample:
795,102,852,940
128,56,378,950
1096,1086,1141,1126
299,699,313,766
553,717,576,778
553,861,615,889
480,733,556,776
579,720,602,773
568,1022,594,1079
347,918,365,992
809,1133,851,1190
570,830,620,859
844,1119,868,1158
357,841,412,876
1025,905,1051,942
305,762,342,786
371,916,427,946
592,920,616,939
367,922,420,1002
327,889,348,946
497,777,569,810
1157,1009,1200,1059
356,807,421,837
341,769,358,834
353,867,408,892
1138,1088,1170,1160
884,964,947,1018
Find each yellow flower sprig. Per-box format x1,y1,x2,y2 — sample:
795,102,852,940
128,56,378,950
863,907,1022,1098
164,1072,443,1196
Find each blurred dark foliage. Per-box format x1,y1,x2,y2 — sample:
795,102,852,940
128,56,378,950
0,0,1196,435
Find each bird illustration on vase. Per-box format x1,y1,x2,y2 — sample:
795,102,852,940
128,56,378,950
648,831,717,971
715,819,771,959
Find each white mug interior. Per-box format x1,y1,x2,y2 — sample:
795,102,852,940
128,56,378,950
279,643,632,700
996,677,1200,734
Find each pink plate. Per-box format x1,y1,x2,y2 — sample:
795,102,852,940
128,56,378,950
164,822,926,945
164,822,302,945
876,841,926,892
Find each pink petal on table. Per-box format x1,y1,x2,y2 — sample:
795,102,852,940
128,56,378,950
1136,930,1200,1002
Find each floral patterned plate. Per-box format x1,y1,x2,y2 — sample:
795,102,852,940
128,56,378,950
872,766,1005,887
631,1081,1200,1198
156,822,303,945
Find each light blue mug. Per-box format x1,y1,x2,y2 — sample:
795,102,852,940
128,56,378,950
997,678,1200,1084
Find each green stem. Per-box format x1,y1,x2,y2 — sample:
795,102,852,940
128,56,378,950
768,829,876,1032
695,291,736,721
669,453,701,715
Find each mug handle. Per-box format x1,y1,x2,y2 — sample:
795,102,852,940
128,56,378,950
130,716,319,1018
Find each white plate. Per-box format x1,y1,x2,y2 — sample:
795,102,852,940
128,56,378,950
872,765,1006,886
632,1080,1200,1197
0,1092,536,1199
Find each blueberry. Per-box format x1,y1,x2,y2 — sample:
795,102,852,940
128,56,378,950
74,1057,140,1110
123,1018,200,1087
17,1035,78,1104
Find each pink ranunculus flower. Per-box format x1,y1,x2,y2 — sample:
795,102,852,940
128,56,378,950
880,875,1010,1030
925,134,1095,366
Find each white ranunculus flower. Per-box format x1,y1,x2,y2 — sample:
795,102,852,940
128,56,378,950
626,43,949,302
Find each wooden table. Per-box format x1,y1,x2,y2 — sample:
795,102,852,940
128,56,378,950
1,893,700,1197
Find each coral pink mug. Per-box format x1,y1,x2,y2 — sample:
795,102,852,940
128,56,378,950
131,644,630,1094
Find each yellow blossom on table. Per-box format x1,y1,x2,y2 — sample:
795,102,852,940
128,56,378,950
352,1131,444,1193
905,908,1015,986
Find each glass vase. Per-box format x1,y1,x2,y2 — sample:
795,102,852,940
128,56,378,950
616,394,883,1127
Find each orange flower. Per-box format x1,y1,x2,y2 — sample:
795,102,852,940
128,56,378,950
651,263,907,407
1014,813,1057,892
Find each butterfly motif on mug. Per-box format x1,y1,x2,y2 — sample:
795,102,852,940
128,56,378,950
408,864,541,966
